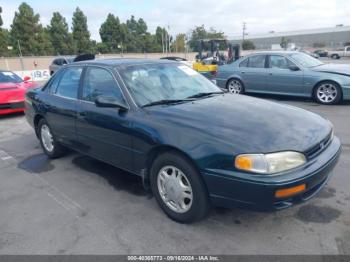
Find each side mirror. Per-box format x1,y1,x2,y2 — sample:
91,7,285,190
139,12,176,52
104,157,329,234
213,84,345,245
23,76,31,82
95,96,128,111
289,65,300,71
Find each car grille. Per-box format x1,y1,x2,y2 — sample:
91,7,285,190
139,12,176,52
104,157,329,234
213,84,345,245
0,102,25,110
305,132,332,159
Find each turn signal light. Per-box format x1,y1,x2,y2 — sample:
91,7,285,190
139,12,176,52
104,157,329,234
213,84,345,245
235,155,253,170
275,184,306,198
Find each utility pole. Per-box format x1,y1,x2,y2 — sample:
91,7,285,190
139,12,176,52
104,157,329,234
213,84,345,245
161,30,164,54
242,22,247,42
168,23,171,54
17,40,24,71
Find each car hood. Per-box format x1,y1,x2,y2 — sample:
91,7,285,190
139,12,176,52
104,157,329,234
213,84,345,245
311,63,350,76
0,81,38,90
146,94,332,154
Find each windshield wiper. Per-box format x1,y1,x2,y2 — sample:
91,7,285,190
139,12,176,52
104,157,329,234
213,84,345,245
142,99,194,108
187,91,224,99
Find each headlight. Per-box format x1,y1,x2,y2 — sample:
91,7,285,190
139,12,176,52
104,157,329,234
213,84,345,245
235,151,306,174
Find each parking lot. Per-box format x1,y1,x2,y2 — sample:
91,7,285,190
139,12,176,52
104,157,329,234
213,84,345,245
0,95,349,255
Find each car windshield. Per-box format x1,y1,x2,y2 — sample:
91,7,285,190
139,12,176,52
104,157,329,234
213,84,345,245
289,53,324,68
0,71,23,83
118,63,222,107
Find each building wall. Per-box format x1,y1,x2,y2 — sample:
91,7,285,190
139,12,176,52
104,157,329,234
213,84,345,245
231,29,350,50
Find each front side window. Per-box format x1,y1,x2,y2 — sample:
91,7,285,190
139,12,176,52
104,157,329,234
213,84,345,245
119,64,221,107
239,58,248,67
82,67,124,102
55,67,82,99
346,47,350,51
247,55,266,68
269,55,295,69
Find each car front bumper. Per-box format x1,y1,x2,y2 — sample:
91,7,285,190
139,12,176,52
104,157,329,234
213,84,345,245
202,136,341,210
0,101,25,115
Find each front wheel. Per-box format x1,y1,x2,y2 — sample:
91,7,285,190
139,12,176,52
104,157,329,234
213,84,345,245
150,152,210,223
314,82,342,105
227,79,244,94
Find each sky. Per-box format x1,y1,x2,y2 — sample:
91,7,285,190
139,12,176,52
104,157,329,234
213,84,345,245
1,0,350,41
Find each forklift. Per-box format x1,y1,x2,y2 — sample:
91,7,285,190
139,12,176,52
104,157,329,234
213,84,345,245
192,39,240,79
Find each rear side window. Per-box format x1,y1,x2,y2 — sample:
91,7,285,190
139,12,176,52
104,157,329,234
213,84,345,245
45,71,62,93
55,67,83,99
52,59,62,66
82,67,124,102
247,55,266,68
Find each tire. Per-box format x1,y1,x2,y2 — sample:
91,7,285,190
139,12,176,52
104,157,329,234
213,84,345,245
150,152,210,223
314,81,342,105
331,54,340,59
37,119,67,158
227,78,244,94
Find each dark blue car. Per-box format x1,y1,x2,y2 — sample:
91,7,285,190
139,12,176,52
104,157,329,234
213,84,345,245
25,59,341,223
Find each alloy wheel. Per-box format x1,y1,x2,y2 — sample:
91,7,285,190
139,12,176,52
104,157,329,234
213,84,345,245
316,83,338,103
228,80,242,94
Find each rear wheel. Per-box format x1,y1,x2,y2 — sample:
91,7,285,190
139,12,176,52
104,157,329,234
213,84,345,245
331,54,340,59
38,119,67,158
150,152,210,223
227,79,244,94
314,81,342,105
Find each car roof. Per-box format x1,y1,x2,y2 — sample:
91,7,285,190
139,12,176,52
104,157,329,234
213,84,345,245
73,58,177,67
246,51,300,56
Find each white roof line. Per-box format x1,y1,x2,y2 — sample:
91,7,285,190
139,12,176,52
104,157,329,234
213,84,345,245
230,25,350,41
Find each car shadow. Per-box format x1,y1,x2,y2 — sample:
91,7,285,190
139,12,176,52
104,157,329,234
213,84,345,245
71,155,149,197
246,93,350,106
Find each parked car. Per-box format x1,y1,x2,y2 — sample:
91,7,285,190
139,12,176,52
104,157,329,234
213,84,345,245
49,57,74,76
314,49,328,57
0,70,38,115
215,51,350,104
300,50,319,59
160,56,193,67
25,59,341,223
328,46,350,59
49,54,95,75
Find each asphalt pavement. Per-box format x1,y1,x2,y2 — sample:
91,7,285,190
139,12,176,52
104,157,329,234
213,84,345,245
0,95,349,255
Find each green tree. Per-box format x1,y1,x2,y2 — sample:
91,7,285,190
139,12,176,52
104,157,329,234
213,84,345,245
36,27,54,55
280,36,290,50
189,25,225,51
171,33,186,52
10,3,51,55
48,12,74,55
0,6,9,56
99,13,123,53
154,26,169,52
0,6,3,26
72,7,91,54
242,40,255,50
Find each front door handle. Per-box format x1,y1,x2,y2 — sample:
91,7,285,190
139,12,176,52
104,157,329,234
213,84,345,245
78,112,86,117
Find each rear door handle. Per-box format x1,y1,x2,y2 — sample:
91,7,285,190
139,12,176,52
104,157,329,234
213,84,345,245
241,71,245,74
78,112,86,117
